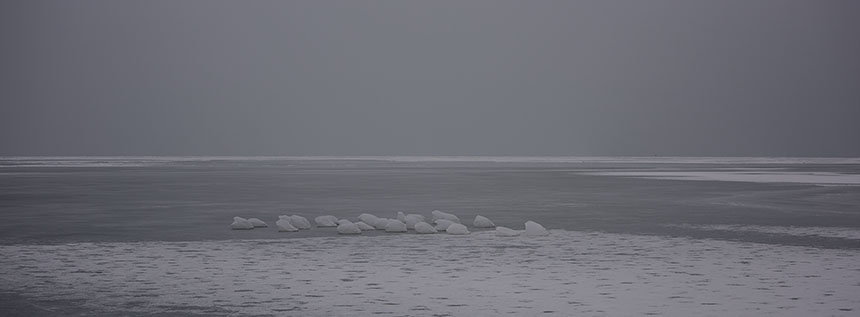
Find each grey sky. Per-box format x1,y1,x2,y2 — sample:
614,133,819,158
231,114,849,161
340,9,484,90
2,0,858,156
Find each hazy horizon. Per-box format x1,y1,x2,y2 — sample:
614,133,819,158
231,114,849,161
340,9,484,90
3,1,859,157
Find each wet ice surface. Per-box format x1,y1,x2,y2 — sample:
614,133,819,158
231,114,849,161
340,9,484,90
666,224,860,240
584,170,860,185
2,231,858,316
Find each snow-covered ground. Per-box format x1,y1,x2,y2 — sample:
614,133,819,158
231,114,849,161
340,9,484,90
1,230,857,316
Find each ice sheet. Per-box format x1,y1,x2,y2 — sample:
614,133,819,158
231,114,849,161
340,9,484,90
1,231,857,316
585,171,860,185
667,224,860,240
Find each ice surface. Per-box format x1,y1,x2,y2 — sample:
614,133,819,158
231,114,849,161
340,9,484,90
524,221,549,236
446,223,470,235
275,218,298,232
434,219,456,231
2,231,857,316
432,210,461,224
314,215,339,227
495,226,521,237
586,170,860,186
354,221,375,231
337,222,362,235
473,215,495,228
229,217,254,230
289,215,311,229
414,222,438,234
247,218,268,228
668,224,860,240
385,220,407,232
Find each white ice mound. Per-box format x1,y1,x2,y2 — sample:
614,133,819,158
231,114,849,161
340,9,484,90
432,210,461,224
371,218,391,230
314,215,339,227
354,221,375,231
446,223,470,235
230,217,254,230
396,212,407,223
473,215,495,228
434,219,456,231
414,222,438,234
247,218,268,228
289,215,312,230
337,222,362,235
358,213,380,225
404,214,424,229
495,226,520,237
276,218,298,232
337,219,352,226
385,220,408,232
524,221,549,236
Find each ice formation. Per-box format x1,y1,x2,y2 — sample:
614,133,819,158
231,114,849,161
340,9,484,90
385,220,408,232
414,222,438,234
358,213,380,225
524,221,549,236
354,221,375,231
369,218,391,230
247,218,268,228
404,214,424,229
446,223,470,235
337,222,362,235
276,218,298,232
434,219,456,231
230,217,254,230
495,226,520,237
315,215,339,227
396,212,407,223
289,215,312,230
472,215,495,228
432,210,461,224
337,219,352,226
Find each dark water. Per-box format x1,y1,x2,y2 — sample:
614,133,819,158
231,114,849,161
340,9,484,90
1,157,859,248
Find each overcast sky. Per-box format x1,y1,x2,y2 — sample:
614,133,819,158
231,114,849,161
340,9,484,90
2,1,858,156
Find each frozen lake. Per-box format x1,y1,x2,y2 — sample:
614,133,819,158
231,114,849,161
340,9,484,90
1,157,859,315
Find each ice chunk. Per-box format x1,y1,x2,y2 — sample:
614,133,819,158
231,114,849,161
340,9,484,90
432,210,461,224
337,219,352,226
230,217,254,230
434,219,456,231
414,222,438,234
473,215,495,228
385,220,408,232
354,221,375,231
276,218,298,232
495,226,520,237
446,223,470,235
337,222,362,235
524,221,549,236
371,218,391,230
314,215,339,227
289,215,312,230
247,218,268,228
358,213,380,225
396,212,407,223
404,214,424,229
